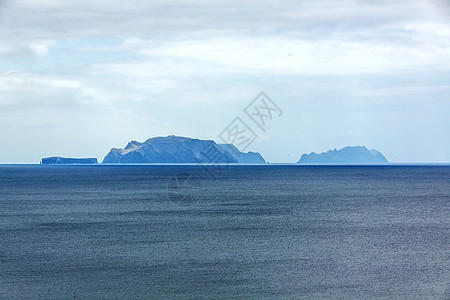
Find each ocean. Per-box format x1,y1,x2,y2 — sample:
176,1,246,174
1,165,449,299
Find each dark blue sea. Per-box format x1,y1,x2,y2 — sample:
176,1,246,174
1,165,449,299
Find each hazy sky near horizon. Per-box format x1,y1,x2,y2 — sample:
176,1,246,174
1,0,449,163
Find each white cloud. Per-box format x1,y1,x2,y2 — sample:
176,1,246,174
0,39,54,56
139,34,450,74
1,0,449,39
0,72,110,107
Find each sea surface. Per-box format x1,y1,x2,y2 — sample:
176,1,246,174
0,165,449,299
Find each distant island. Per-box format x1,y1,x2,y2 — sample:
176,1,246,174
297,146,388,164
40,139,388,165
41,157,98,165
102,136,266,164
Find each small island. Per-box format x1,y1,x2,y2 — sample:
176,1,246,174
297,146,388,164
41,157,98,165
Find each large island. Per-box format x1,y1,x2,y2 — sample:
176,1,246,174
102,135,266,164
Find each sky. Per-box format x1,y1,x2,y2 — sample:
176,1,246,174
1,0,449,163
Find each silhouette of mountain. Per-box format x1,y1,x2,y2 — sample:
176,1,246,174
298,146,388,164
102,135,266,164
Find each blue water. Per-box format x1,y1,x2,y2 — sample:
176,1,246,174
1,165,449,299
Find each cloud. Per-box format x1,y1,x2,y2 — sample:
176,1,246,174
0,71,110,109
2,0,450,74
0,40,54,57
1,0,449,39
139,34,450,74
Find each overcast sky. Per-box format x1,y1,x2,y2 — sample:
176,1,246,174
1,0,449,163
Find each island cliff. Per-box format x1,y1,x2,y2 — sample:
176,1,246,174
217,144,265,163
